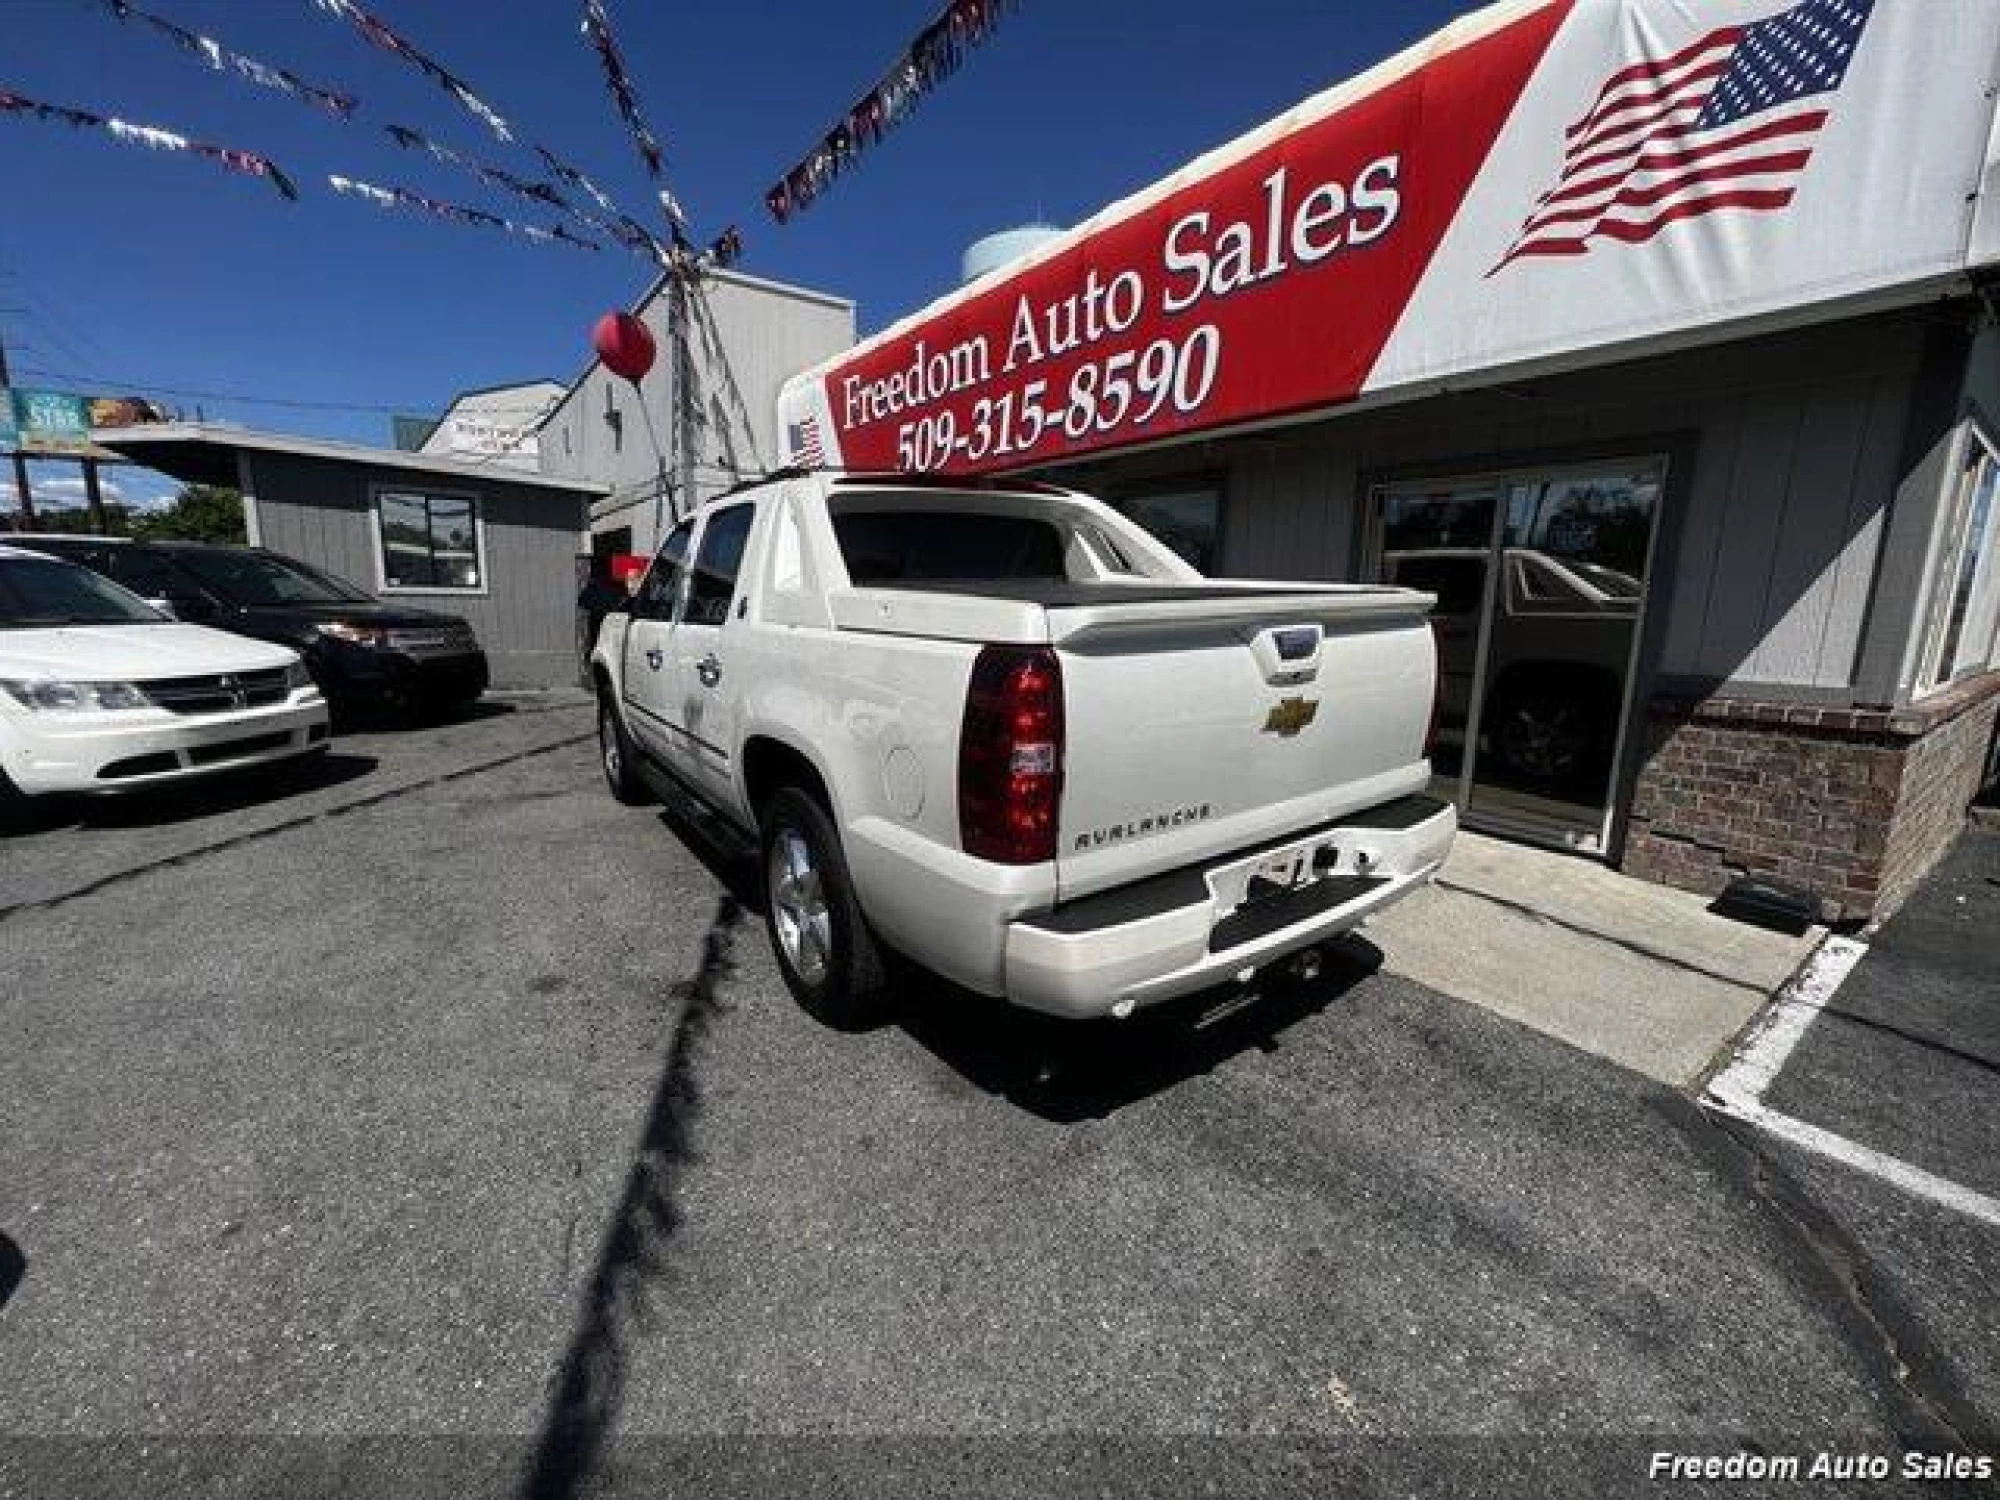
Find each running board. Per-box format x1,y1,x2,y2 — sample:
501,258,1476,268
635,750,758,863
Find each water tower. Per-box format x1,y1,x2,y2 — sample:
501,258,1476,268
961,225,1064,285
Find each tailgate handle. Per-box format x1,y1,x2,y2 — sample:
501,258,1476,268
1273,627,1319,661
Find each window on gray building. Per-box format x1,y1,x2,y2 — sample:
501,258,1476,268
1918,425,2000,694
1114,484,1222,574
375,489,485,592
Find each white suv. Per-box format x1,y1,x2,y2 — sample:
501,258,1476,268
0,544,330,800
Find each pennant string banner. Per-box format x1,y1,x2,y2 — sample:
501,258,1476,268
311,0,512,141
311,0,675,256
535,145,622,217
102,0,358,119
329,173,601,251
658,187,688,235
305,0,700,267
706,226,744,268
611,213,671,263
764,0,1017,223
384,124,572,211
0,86,298,198
29,4,736,271
580,0,665,180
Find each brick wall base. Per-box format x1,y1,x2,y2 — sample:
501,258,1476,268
1624,671,2000,923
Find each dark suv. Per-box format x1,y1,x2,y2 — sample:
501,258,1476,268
11,537,489,717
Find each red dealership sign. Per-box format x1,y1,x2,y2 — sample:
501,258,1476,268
781,0,2000,475
780,3,1571,473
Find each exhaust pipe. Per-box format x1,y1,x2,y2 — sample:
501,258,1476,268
1290,947,1323,984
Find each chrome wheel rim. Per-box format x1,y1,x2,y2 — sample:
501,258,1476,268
599,708,621,783
1500,704,1584,780
769,826,832,986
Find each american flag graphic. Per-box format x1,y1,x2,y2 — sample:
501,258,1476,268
1493,0,1873,270
788,415,824,465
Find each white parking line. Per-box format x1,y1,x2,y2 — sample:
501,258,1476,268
1701,935,2000,1232
1707,936,1870,1104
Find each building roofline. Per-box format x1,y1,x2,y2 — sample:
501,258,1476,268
92,423,608,494
440,376,564,400
435,377,567,407
539,262,857,430
703,264,855,314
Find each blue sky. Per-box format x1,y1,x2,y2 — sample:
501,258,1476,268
2,0,1466,509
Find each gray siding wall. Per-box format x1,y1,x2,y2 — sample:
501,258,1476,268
539,269,855,554
243,451,589,689
1060,311,1936,700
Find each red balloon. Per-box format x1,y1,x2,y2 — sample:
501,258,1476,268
592,311,656,382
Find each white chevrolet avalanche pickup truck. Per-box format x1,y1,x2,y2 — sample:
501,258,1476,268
590,472,1455,1026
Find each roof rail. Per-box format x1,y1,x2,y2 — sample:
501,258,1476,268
710,466,1070,502
826,470,1070,497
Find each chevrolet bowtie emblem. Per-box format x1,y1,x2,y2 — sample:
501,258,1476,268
1262,697,1319,737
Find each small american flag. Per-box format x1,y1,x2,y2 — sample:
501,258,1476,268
788,415,824,465
1493,0,1873,271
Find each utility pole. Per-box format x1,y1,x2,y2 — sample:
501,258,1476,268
0,326,34,532
82,457,107,535
670,253,698,525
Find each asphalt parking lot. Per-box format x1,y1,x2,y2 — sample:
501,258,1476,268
1,702,1995,1498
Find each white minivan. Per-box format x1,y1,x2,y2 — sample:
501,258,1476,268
0,543,330,800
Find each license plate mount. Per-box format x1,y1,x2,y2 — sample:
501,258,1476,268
1245,848,1314,904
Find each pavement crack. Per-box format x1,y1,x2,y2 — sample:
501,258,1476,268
1432,875,1772,994
1670,1095,1987,1453
0,731,592,923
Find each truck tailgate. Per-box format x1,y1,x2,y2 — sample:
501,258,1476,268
1052,587,1438,902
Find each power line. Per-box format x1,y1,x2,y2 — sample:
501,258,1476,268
8,364,450,416
7,312,100,381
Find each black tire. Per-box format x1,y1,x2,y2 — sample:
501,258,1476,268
0,767,27,833
597,694,648,805
758,786,889,1030
1485,678,1619,794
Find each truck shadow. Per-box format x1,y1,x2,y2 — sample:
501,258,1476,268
893,935,1386,1124
0,1232,23,1311
521,895,742,1500
641,781,1390,1125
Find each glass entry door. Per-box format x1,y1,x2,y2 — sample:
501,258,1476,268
1374,459,1664,852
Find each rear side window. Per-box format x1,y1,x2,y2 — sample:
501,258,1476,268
634,518,695,620
684,505,755,626
832,511,1067,584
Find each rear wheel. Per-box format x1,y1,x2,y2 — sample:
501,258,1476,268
759,786,888,1030
1486,678,1619,794
597,695,647,805
0,766,26,831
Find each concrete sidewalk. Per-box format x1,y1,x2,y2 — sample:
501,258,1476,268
1365,831,1823,1086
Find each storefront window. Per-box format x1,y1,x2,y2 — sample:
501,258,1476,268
1919,427,2000,693
1115,486,1222,574
1372,458,1664,854
376,490,484,592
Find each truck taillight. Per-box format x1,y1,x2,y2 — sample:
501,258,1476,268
1424,620,1443,759
959,646,1064,865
